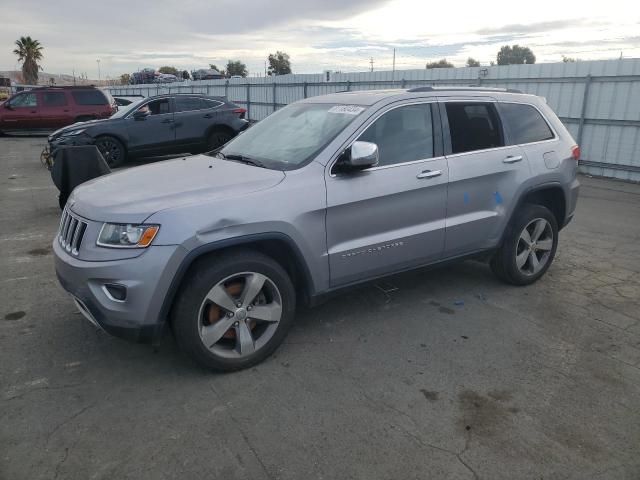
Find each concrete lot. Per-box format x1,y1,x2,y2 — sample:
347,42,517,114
1,135,639,480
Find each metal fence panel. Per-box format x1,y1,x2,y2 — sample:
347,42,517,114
108,58,640,181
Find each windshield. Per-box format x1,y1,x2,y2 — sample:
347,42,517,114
215,103,366,170
110,98,146,118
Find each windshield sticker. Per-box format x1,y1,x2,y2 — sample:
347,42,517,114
328,105,365,115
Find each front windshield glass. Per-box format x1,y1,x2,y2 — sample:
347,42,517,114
110,98,145,118
215,103,366,170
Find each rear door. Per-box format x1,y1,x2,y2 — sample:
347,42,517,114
37,90,72,129
325,101,448,286
1,92,39,130
440,99,530,257
124,97,176,154
173,96,222,150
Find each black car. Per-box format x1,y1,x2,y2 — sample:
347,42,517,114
48,94,248,167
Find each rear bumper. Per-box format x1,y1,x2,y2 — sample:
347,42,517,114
54,239,187,343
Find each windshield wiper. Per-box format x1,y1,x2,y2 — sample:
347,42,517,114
222,153,265,168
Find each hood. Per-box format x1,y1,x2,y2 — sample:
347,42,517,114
50,118,117,139
69,155,285,223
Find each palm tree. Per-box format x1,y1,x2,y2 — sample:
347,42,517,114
13,36,44,85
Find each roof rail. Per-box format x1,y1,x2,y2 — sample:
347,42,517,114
407,86,523,94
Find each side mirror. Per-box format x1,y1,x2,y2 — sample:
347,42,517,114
133,109,150,120
336,141,379,172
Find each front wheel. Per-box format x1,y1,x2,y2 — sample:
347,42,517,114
171,250,296,372
95,136,126,168
490,204,558,286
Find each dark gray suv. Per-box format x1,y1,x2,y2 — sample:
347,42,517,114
53,87,580,371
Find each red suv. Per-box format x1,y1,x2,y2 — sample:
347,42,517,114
0,86,117,133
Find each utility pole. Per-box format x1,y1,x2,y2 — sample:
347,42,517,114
369,57,374,72
264,60,267,77
392,48,396,83
96,59,101,84
72,69,76,86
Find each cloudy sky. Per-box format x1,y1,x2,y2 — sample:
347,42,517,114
2,0,639,78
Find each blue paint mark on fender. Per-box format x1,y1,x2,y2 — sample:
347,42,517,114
463,192,470,204
494,191,503,204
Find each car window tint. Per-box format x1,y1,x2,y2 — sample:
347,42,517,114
445,102,504,154
501,103,554,144
71,90,108,105
202,99,223,109
10,93,37,107
174,96,204,113
43,92,67,107
146,98,171,115
358,103,434,167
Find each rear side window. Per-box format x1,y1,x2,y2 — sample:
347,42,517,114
358,103,434,167
500,103,554,144
174,96,204,113
445,102,504,154
71,90,108,105
42,92,67,107
202,99,223,109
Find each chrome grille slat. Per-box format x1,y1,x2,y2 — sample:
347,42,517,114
57,208,88,256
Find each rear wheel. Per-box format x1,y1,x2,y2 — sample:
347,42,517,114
206,129,233,151
172,250,296,372
490,204,558,285
95,136,126,168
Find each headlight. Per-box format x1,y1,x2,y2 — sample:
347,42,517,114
97,223,159,248
60,128,86,137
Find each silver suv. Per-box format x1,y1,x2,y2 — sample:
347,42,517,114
54,87,580,371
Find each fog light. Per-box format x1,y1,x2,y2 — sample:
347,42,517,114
103,283,127,302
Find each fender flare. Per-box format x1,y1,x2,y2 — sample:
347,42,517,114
154,232,316,341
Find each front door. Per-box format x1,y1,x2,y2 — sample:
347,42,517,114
124,97,175,154
1,92,39,130
325,101,448,287
440,99,530,256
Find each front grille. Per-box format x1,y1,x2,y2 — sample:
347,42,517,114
58,208,88,256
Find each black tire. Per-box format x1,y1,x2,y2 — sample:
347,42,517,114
171,249,296,372
490,204,559,286
95,136,126,168
206,129,233,151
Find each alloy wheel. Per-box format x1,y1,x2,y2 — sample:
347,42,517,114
96,138,121,167
197,272,283,358
515,218,554,276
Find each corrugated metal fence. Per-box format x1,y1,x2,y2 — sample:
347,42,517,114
108,58,640,182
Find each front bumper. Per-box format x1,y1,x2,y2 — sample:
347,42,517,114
54,239,187,343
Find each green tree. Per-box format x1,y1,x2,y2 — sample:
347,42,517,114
496,45,536,65
426,59,454,69
120,73,131,85
209,64,226,76
13,36,43,85
267,51,291,76
158,66,180,76
226,60,248,77
182,70,190,80
466,57,481,67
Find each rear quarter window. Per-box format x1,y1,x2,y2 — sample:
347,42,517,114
71,90,108,106
500,103,554,144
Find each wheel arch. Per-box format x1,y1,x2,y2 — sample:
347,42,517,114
158,233,316,335
205,123,236,140
94,133,129,154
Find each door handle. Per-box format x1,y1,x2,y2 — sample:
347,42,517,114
416,169,442,179
161,119,174,124
503,155,523,164
203,113,213,118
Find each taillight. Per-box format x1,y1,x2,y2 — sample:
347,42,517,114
571,145,580,161
233,108,246,119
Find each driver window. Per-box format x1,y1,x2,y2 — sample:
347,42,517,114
9,93,37,108
358,103,434,167
138,98,170,115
